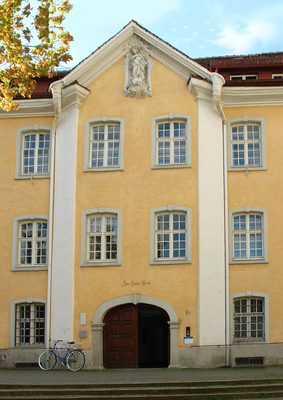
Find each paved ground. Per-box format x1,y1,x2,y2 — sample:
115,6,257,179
1,365,283,384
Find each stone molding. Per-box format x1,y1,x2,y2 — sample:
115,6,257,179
91,294,180,369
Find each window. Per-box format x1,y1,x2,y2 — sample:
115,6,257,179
226,117,266,171
81,208,122,266
272,74,283,79
150,205,191,264
12,215,48,271
10,298,46,347
230,75,258,80
15,303,45,346
233,297,264,340
15,125,52,179
230,292,269,343
84,117,124,171
229,207,268,264
151,114,191,169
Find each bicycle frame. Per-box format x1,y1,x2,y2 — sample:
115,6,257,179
51,340,72,366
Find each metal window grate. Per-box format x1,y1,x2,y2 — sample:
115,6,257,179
233,297,265,341
15,303,45,346
235,357,264,366
14,362,40,369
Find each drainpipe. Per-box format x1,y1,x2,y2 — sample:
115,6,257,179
46,80,64,345
211,73,230,367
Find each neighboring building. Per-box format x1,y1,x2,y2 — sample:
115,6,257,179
1,21,283,369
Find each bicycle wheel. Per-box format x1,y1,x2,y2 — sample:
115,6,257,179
38,350,57,371
67,350,85,371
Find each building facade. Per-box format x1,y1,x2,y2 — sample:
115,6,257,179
1,21,283,369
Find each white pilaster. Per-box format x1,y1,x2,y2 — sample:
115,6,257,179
51,84,89,341
189,78,226,346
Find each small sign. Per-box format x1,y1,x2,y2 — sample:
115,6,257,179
184,336,193,344
80,313,86,326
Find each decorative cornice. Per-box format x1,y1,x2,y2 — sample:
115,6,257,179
0,99,54,118
188,77,214,104
61,83,90,112
222,86,283,107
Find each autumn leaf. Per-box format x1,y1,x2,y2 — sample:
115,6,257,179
0,0,73,111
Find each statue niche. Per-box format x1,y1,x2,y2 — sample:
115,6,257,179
123,36,153,98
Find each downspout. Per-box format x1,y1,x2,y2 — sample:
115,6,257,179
46,80,64,345
211,73,230,367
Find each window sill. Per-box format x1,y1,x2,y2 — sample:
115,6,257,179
230,258,268,265
151,164,191,170
233,339,266,344
150,259,191,265
12,344,46,349
12,265,48,271
228,166,267,172
83,167,123,172
14,174,50,180
80,262,121,267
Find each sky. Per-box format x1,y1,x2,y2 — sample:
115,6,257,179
60,0,283,68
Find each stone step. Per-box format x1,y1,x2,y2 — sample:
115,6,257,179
1,380,283,399
1,394,283,400
1,378,283,389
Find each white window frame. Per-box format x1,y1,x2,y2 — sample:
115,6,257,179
230,292,269,343
81,208,122,267
151,114,191,169
10,298,46,347
150,205,191,265
230,75,258,80
15,125,52,179
84,116,124,172
12,214,48,271
229,207,268,264
272,74,283,79
227,117,266,171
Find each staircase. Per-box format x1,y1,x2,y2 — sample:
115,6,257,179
1,379,283,399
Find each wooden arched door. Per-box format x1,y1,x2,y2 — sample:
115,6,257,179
103,304,138,369
103,303,169,369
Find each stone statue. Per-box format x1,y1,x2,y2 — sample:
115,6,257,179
123,36,153,98
131,49,147,83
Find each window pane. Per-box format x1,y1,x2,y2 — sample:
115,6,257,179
89,217,101,233
107,125,120,166
157,233,169,258
158,123,170,138
158,141,170,164
174,140,187,164
37,134,50,173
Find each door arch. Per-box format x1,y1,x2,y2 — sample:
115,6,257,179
91,294,180,369
103,303,169,369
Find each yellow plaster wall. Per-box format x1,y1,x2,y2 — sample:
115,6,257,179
224,105,283,342
74,57,199,349
0,117,52,347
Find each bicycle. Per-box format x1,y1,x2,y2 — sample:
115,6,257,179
38,340,85,371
